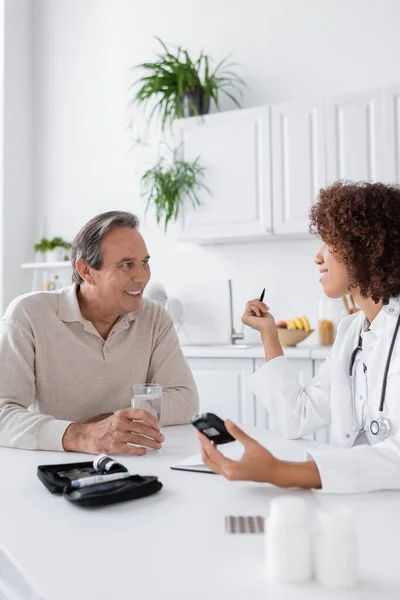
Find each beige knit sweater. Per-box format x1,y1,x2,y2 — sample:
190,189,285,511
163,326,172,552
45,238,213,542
0,285,198,451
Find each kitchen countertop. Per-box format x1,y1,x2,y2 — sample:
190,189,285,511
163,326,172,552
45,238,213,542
181,344,332,360
310,347,333,360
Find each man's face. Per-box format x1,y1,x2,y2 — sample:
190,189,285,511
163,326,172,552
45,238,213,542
89,227,151,315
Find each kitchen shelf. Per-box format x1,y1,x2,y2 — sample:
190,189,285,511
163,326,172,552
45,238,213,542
21,262,71,270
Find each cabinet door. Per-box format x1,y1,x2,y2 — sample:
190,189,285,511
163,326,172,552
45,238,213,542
271,102,326,234
186,357,255,424
326,89,385,183
253,358,314,439
175,108,272,242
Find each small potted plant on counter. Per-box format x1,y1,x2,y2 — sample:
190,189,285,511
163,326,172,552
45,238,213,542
131,37,245,129
34,237,72,262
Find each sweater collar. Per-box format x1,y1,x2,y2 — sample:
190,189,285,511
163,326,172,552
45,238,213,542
57,284,141,326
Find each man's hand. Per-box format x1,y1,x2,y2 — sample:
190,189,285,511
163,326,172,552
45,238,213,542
197,420,321,489
62,408,165,455
85,413,113,423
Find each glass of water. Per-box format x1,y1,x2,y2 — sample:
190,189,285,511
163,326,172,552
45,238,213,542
130,384,162,423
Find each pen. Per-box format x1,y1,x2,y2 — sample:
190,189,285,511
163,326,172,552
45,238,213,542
259,288,265,302
70,471,131,488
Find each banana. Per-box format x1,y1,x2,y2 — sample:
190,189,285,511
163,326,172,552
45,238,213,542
300,316,311,332
285,316,311,331
294,317,304,330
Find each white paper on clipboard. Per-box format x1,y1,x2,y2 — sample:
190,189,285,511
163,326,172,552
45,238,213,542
170,442,244,473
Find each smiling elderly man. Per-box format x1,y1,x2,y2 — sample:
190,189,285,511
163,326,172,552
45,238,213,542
0,211,198,453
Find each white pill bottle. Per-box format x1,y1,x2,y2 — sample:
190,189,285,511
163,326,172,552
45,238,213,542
265,496,313,584
315,508,359,588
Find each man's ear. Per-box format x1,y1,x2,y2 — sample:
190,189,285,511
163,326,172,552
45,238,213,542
75,258,94,284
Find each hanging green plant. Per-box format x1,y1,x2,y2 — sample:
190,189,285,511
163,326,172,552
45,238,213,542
141,149,209,231
131,37,245,130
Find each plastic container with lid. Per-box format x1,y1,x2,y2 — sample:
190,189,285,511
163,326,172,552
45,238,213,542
315,507,359,588
318,296,346,346
264,496,313,584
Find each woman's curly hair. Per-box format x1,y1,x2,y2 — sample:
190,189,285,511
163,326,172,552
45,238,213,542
309,181,400,304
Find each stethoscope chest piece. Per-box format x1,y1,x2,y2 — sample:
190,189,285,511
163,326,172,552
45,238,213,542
370,417,391,440
370,420,380,436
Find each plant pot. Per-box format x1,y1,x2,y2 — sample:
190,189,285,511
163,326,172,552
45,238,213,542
46,248,70,262
179,89,210,118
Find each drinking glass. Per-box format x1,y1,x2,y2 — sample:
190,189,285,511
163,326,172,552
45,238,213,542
130,384,162,422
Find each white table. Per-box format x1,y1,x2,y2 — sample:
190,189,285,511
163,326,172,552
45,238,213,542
0,425,399,600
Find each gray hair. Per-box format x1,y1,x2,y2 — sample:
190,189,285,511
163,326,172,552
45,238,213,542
71,211,140,284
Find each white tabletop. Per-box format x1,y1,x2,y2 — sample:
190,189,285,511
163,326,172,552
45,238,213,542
0,425,399,600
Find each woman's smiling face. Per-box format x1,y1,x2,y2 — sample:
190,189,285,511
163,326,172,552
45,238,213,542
315,242,352,298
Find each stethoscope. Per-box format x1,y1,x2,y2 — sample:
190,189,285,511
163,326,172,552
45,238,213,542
349,314,400,441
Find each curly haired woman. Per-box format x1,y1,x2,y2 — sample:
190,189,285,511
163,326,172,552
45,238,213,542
197,181,400,493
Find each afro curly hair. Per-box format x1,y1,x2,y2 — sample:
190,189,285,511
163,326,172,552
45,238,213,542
309,181,400,304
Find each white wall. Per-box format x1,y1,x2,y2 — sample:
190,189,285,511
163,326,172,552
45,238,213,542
0,0,4,316
2,0,34,309
31,0,400,343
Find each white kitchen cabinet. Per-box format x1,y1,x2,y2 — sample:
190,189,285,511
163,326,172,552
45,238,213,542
253,358,314,439
186,357,255,424
175,84,400,245
175,107,273,243
184,350,331,441
326,88,386,184
271,101,326,234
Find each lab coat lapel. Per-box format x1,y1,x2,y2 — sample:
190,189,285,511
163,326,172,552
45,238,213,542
332,315,362,446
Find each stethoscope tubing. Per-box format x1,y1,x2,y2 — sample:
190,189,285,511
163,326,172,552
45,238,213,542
378,314,400,412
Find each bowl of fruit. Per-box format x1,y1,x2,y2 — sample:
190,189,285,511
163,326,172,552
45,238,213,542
276,316,313,347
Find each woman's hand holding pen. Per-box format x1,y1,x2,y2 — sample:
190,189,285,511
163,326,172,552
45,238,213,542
241,290,284,362
241,298,276,334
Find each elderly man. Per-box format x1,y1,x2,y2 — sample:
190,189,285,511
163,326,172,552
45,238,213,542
0,211,198,454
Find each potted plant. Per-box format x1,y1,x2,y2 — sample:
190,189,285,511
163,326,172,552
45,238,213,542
131,37,245,130
34,237,72,262
141,148,209,231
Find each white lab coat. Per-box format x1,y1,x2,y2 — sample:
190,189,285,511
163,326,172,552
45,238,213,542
247,297,400,493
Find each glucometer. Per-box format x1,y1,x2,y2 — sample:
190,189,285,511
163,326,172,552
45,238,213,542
191,412,235,445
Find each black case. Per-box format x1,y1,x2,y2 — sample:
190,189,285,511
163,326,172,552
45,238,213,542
37,461,162,507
